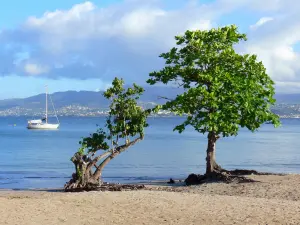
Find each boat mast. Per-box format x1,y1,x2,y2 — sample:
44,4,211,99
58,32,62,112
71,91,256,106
45,85,48,124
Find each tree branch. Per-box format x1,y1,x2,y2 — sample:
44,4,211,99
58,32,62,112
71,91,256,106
87,151,112,171
158,96,174,101
92,136,143,179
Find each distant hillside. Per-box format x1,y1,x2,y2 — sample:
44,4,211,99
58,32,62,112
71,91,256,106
0,87,298,112
0,86,183,110
274,93,300,104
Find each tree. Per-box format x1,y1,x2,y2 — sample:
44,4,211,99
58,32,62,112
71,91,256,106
147,25,280,180
65,77,149,191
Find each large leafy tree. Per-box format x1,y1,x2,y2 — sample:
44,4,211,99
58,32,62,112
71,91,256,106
65,78,149,190
147,25,280,177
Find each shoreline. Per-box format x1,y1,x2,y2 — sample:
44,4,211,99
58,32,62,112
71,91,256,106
0,171,291,192
1,174,300,224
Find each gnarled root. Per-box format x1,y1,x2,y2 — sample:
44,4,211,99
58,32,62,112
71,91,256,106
224,169,279,176
64,172,100,191
64,168,145,192
64,182,145,192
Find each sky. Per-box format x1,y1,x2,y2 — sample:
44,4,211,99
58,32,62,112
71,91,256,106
0,0,299,99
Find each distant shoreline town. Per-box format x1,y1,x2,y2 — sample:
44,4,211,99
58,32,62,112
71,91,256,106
0,105,176,117
0,103,300,118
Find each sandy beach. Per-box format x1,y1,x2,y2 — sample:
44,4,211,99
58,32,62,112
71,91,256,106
1,174,300,225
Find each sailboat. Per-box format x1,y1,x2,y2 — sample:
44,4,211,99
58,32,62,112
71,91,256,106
27,86,60,130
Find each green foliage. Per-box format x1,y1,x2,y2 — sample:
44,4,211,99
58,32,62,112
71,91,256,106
79,129,109,154
76,165,82,178
77,77,149,154
147,25,280,137
77,144,86,156
105,78,149,141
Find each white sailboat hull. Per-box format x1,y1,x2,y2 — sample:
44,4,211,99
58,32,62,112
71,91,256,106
26,86,60,130
27,123,59,130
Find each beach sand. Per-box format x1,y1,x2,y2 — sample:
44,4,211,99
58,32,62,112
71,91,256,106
1,174,300,225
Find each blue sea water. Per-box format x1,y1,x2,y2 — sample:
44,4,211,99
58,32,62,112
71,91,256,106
0,116,300,189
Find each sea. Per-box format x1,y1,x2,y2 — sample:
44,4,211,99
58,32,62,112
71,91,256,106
0,116,299,190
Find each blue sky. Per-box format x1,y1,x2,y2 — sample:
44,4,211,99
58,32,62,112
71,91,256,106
0,0,299,99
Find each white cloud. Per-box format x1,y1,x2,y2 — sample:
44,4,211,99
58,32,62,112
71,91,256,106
24,63,49,76
250,17,273,29
227,0,300,92
119,8,166,37
243,7,300,85
275,81,300,93
1,0,229,83
186,20,212,32
0,0,300,93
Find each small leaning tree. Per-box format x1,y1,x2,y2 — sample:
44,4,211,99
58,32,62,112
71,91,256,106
147,25,280,182
65,77,149,191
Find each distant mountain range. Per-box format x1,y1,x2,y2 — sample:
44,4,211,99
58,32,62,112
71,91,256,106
0,87,299,112
0,86,183,111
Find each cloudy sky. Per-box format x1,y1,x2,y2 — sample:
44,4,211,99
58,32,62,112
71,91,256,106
0,0,299,99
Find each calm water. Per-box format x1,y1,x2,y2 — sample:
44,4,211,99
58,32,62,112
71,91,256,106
0,117,300,189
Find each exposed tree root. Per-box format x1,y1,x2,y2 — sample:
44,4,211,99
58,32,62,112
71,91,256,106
64,172,100,191
184,169,268,186
222,169,279,176
64,182,146,192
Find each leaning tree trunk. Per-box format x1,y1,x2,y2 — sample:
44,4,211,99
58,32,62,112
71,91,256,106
205,132,223,175
64,137,142,191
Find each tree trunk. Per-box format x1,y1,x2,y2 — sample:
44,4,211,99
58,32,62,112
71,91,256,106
93,152,119,180
64,153,100,190
205,132,222,175
92,137,142,180
65,137,143,191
